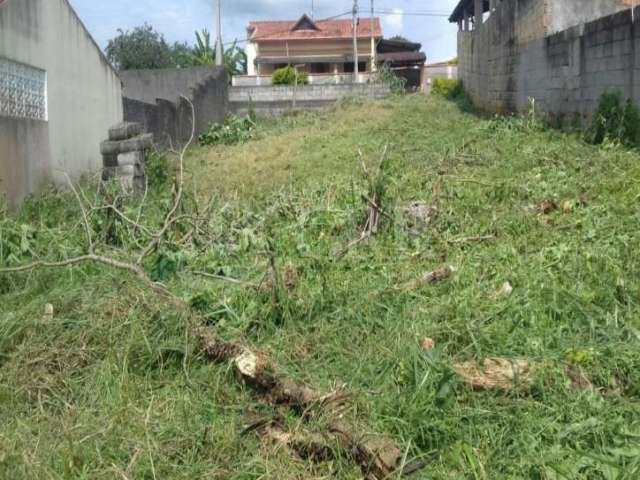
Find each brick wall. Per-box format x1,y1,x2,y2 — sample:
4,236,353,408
458,1,640,123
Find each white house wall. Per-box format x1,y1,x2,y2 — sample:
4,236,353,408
0,0,123,207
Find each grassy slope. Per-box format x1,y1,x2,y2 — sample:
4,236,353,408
1,96,640,479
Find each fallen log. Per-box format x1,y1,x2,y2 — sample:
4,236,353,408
199,330,405,479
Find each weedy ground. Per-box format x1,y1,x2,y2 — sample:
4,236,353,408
1,95,640,479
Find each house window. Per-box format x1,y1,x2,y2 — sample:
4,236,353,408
0,58,47,121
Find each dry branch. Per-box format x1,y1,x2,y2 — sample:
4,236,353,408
0,99,198,308
0,254,176,300
62,171,93,252
191,271,258,288
198,331,404,480
396,265,455,291
137,96,195,265
447,235,495,245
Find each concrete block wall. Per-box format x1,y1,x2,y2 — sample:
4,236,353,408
458,1,640,122
122,67,228,147
229,83,391,117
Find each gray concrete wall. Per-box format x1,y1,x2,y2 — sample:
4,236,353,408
229,83,391,117
123,67,228,147
458,1,640,122
0,0,123,207
120,65,221,104
549,0,631,34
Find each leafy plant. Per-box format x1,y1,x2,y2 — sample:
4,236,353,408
431,79,474,112
588,90,640,147
145,151,170,188
431,79,463,99
376,63,406,94
198,115,257,146
272,66,309,86
191,30,215,66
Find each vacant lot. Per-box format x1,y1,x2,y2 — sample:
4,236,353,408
1,95,639,479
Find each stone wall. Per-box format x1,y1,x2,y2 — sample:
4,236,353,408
229,83,390,117
458,2,640,122
0,0,122,207
122,67,228,147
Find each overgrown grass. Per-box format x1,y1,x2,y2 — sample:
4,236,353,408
2,95,640,479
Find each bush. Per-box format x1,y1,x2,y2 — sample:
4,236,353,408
588,91,640,147
431,79,473,112
198,115,256,146
431,79,464,99
272,66,309,86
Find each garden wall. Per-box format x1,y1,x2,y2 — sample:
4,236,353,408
122,66,228,147
229,83,391,117
458,3,640,123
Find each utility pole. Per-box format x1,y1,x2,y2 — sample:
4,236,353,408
215,0,224,67
370,0,376,73
311,0,314,19
352,0,359,82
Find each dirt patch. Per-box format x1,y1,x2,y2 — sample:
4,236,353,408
454,358,538,391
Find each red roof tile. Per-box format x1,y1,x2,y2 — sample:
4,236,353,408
248,16,382,42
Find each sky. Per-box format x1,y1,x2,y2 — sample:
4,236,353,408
69,0,460,63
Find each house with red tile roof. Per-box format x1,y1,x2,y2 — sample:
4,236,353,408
245,14,382,79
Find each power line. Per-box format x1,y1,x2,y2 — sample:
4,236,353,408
375,10,450,17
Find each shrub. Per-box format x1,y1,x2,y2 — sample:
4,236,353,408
146,151,169,188
272,66,309,86
431,79,464,99
588,91,640,147
198,115,256,146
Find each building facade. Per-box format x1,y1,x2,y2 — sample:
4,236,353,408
0,0,122,207
245,15,382,79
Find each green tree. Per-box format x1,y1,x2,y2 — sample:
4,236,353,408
223,41,248,76
170,41,196,68
191,30,215,66
190,30,247,75
106,24,173,70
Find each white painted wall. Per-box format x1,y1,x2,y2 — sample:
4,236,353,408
0,0,122,205
246,42,257,76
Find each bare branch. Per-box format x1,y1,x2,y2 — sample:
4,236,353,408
447,235,495,245
62,172,93,252
191,271,258,288
0,254,179,302
137,96,195,264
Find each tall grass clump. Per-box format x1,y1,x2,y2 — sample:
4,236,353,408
588,90,640,147
376,63,407,94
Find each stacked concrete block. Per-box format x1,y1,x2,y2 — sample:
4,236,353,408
101,122,152,195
